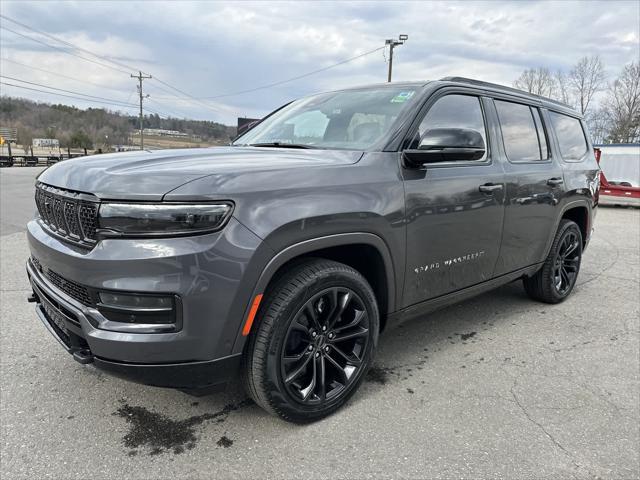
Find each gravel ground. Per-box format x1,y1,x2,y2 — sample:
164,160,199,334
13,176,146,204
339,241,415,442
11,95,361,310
1,166,638,479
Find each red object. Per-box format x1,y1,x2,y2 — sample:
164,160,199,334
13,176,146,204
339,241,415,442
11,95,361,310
596,146,640,207
242,294,263,336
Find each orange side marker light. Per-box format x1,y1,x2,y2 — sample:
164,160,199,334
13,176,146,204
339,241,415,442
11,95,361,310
242,294,263,336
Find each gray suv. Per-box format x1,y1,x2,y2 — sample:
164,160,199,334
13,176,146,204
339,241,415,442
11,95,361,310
27,77,599,422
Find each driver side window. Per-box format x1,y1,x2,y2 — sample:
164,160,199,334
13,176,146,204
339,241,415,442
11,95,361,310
415,94,488,161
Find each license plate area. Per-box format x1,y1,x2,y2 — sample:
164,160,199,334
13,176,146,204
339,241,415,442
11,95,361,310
40,295,72,347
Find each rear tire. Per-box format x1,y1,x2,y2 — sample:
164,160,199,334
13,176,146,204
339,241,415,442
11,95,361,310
242,258,379,423
523,219,583,304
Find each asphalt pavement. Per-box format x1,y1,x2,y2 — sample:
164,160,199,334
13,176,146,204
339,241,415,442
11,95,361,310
1,166,638,479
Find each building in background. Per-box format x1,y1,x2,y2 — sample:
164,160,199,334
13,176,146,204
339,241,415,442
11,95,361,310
142,128,189,137
32,138,60,148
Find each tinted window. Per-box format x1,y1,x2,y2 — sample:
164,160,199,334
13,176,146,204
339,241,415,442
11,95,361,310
549,112,588,160
495,100,542,162
417,94,487,160
233,87,418,150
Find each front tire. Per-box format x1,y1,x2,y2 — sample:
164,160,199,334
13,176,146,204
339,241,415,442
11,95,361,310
523,219,583,304
242,259,379,423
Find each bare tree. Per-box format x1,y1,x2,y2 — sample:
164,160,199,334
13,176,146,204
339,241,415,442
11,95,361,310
568,55,606,114
585,108,610,144
514,67,555,97
553,70,572,105
17,124,34,153
604,62,640,143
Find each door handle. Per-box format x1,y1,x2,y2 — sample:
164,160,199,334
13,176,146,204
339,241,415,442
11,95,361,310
547,177,564,186
478,183,503,194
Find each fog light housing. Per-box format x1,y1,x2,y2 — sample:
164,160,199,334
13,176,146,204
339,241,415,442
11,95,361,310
97,292,177,325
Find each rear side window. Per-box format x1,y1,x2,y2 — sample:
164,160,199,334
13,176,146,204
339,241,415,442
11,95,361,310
495,100,545,162
549,111,588,161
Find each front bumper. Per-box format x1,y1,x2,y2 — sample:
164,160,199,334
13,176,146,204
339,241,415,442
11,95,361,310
27,258,242,390
26,216,268,390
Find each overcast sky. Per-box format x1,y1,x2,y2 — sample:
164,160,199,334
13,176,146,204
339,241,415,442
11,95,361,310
1,0,638,125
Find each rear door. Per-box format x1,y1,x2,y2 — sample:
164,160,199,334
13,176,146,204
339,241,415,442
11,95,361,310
491,99,565,275
401,91,506,306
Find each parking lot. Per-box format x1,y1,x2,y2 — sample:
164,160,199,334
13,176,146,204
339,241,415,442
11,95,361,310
1,166,638,479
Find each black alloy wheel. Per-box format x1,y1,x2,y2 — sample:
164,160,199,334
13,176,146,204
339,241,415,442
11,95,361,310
242,259,379,423
280,287,370,404
523,219,583,304
552,229,581,295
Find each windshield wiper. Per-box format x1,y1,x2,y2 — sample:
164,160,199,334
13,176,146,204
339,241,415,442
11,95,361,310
248,142,317,149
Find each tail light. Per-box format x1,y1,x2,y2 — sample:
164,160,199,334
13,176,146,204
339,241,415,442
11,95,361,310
594,147,601,164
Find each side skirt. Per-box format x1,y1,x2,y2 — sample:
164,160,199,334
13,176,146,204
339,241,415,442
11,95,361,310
386,263,542,329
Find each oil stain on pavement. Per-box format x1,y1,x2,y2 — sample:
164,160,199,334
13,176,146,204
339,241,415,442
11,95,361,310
115,398,253,455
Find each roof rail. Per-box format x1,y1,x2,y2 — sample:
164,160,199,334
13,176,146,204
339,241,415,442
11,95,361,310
439,76,572,109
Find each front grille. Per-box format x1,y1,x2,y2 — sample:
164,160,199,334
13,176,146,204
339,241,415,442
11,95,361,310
31,257,94,306
35,183,99,248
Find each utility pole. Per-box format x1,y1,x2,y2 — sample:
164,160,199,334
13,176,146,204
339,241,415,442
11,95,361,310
131,71,152,150
385,34,408,82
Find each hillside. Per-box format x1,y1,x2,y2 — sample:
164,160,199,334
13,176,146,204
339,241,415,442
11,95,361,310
0,96,235,149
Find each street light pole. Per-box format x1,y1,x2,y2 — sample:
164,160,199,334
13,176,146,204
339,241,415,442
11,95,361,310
385,34,408,82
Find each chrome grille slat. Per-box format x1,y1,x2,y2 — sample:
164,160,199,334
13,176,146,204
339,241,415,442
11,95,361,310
35,183,98,248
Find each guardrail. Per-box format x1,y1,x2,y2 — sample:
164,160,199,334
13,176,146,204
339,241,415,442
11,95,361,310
0,154,88,167
0,145,91,167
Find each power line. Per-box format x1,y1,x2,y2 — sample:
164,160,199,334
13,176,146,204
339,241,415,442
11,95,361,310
201,46,386,99
0,75,137,106
145,98,188,119
0,14,141,74
0,15,225,113
0,81,139,110
0,57,131,94
1,15,390,116
1,81,170,119
0,25,133,75
0,14,223,115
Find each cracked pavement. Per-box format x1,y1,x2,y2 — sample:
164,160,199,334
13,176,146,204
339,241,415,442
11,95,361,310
1,167,639,479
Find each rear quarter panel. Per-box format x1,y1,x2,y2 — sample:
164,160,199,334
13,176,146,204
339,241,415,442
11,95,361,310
547,115,600,248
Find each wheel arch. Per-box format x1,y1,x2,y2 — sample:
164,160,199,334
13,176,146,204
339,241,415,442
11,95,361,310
231,233,397,354
541,200,592,261
561,205,589,246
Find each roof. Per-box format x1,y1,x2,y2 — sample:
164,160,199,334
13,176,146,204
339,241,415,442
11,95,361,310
308,78,579,116
438,76,576,114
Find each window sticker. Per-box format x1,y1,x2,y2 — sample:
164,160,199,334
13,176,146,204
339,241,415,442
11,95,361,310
390,91,415,103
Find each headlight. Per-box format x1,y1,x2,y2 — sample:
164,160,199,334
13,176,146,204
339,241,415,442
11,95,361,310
98,202,233,236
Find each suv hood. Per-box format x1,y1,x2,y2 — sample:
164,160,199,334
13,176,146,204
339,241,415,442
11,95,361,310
38,147,363,200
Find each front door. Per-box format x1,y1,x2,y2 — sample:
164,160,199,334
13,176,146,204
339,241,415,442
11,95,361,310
402,92,506,307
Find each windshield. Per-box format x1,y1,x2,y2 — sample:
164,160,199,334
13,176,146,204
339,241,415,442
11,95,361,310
233,87,419,150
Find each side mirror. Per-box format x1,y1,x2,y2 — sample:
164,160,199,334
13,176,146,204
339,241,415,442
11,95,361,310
403,128,486,168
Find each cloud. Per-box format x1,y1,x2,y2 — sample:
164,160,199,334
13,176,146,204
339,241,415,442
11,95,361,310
1,0,638,124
